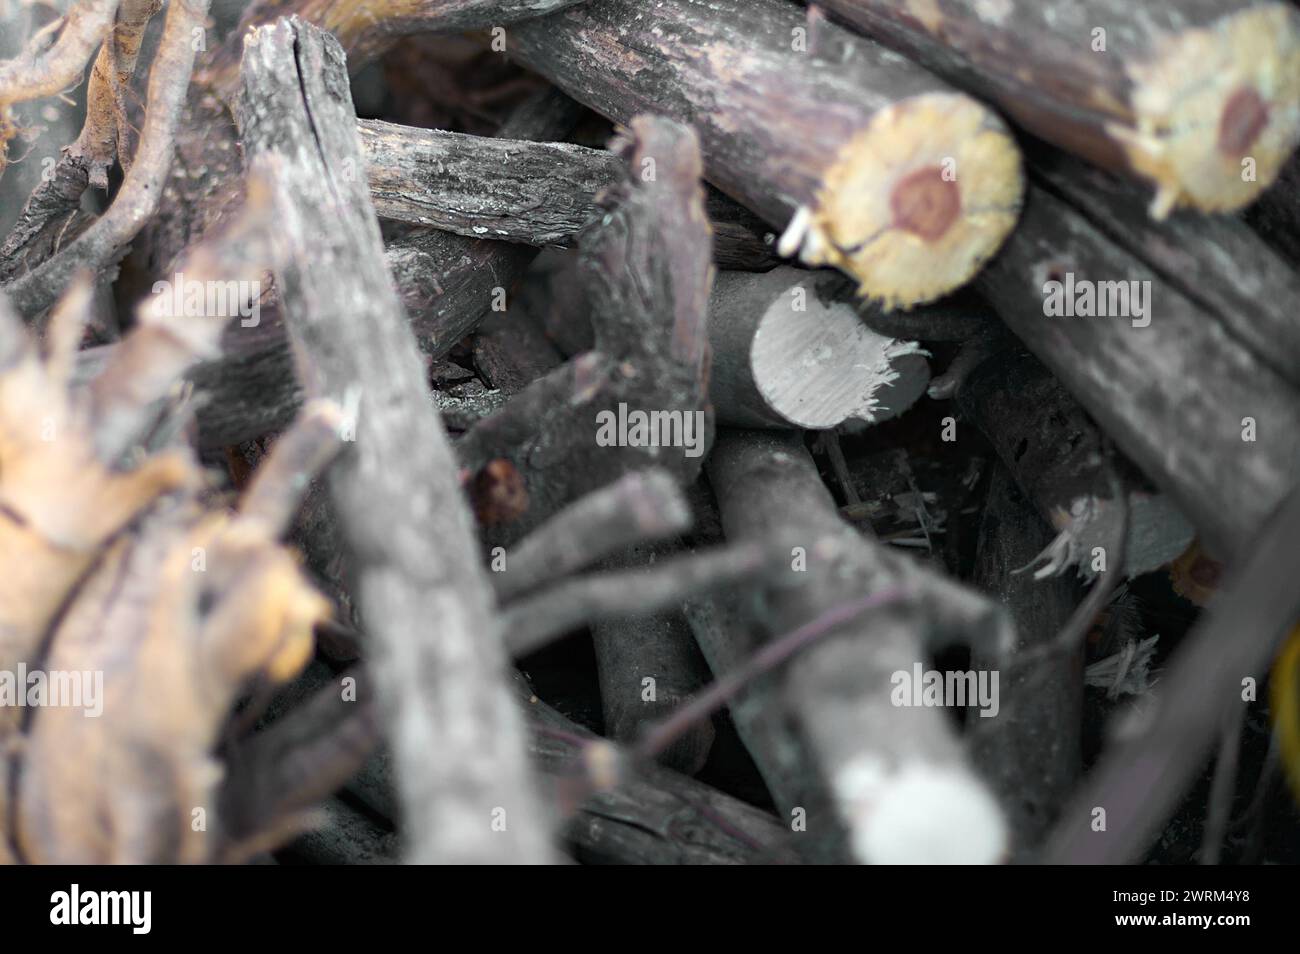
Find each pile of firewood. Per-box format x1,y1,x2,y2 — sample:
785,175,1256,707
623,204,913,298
0,0,1298,865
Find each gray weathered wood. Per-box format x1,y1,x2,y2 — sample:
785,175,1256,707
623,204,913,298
238,16,549,864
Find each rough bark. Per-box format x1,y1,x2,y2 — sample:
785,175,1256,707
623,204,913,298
705,428,1010,863
238,16,549,864
976,183,1300,564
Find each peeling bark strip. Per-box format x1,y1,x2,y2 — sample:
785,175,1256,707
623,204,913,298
238,17,549,864
458,115,714,544
957,346,1194,580
976,184,1300,565
508,0,1024,309
818,0,1300,217
359,117,775,267
705,429,1009,864
708,266,929,429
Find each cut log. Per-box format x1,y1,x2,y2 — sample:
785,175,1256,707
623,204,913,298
705,429,1009,863
708,266,929,429
817,0,1300,217
508,0,1024,308
976,183,1300,564
238,16,548,864
956,345,1195,579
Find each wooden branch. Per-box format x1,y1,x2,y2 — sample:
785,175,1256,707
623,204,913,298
1043,488,1300,863
705,429,1009,863
494,468,691,603
968,466,1083,857
0,0,121,174
975,183,1300,564
239,16,549,864
1030,148,1300,391
361,118,786,268
818,0,1300,216
502,540,786,658
956,345,1195,579
589,540,716,775
3,0,211,319
218,665,379,858
508,0,1024,309
708,266,929,429
458,114,714,545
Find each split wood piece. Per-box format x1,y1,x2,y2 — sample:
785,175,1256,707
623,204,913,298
975,184,1300,565
2,0,212,320
818,0,1300,217
1031,148,1300,390
360,118,781,269
508,0,1024,309
969,466,1083,857
71,0,164,189
458,115,714,546
238,16,548,864
494,469,691,604
957,346,1195,580
589,542,717,775
705,429,1009,864
1044,487,1300,864
708,266,929,429
683,592,854,863
520,685,800,864
1245,152,1300,265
